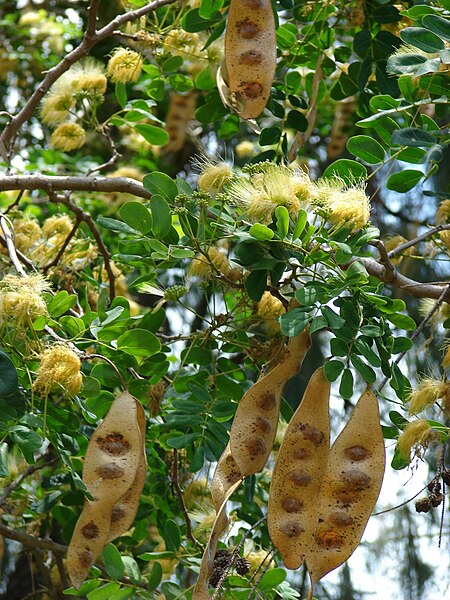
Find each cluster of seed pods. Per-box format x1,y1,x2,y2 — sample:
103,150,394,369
67,391,146,589
268,372,385,596
193,328,311,598
224,0,277,119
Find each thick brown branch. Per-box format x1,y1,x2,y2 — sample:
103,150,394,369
0,175,150,200
354,257,450,301
0,522,67,554
0,0,177,152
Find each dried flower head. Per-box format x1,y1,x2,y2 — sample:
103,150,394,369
50,123,86,152
196,159,233,193
318,179,370,230
396,419,433,460
0,274,50,324
107,48,143,83
408,377,448,415
257,291,286,334
227,164,314,224
33,344,82,395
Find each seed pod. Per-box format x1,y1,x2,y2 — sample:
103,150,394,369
307,388,385,589
224,0,277,119
268,367,331,570
230,327,311,476
67,391,143,589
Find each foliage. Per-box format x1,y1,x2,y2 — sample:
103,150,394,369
0,0,449,599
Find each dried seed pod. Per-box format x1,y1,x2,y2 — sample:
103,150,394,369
230,327,312,476
67,391,143,589
224,0,276,119
268,367,331,570
307,388,385,590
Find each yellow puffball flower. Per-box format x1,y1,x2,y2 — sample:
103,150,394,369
408,377,448,415
107,48,143,83
50,123,86,152
0,274,50,325
33,345,83,396
257,291,286,334
396,419,434,460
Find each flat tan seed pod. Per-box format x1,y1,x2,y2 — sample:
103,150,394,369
67,391,143,589
225,0,276,119
106,399,147,543
193,479,242,600
307,388,385,589
230,327,311,476
267,367,330,570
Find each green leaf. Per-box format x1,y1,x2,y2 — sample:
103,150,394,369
347,135,385,164
0,349,19,397
391,128,437,147
150,194,172,239
324,360,345,382
0,442,8,477
143,171,178,202
249,223,274,241
400,27,445,53
164,519,181,552
134,124,169,146
117,329,161,357
386,170,423,192
323,159,367,185
119,202,153,235
423,15,450,43
101,544,125,580
87,583,121,600
279,309,311,337
386,313,416,330
339,368,354,400
147,561,163,592
275,206,290,239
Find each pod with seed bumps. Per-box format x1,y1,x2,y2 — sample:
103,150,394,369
224,0,277,119
307,388,385,591
268,367,331,570
67,391,143,589
230,327,311,476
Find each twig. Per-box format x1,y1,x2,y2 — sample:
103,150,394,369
42,217,81,274
0,0,178,155
0,453,58,508
0,174,150,200
48,191,117,302
0,522,67,554
86,125,122,176
171,449,202,549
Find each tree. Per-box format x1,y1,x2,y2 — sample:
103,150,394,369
0,0,449,598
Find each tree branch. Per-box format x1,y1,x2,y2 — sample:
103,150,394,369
0,0,177,153
0,175,150,200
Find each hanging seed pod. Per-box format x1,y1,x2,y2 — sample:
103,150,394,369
230,327,311,476
224,0,277,119
307,388,385,591
67,391,143,589
268,367,331,570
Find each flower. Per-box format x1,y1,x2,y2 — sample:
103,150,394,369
33,345,83,395
318,179,370,230
396,419,434,460
50,123,86,152
107,48,143,83
408,377,448,415
257,291,286,334
0,274,50,325
227,164,314,224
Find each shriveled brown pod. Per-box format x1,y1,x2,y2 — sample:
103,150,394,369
224,0,276,119
267,367,330,570
230,327,311,476
106,399,147,543
307,388,385,591
67,391,142,589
